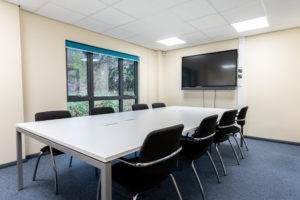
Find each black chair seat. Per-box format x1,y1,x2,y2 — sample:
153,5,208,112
214,134,229,143
40,146,64,155
232,126,240,134
181,139,210,160
113,159,169,194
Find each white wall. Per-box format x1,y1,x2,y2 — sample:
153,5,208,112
0,1,24,165
244,27,300,142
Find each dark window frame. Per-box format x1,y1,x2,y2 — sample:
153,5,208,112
66,49,138,114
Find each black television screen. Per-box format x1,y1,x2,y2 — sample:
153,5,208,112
182,49,238,90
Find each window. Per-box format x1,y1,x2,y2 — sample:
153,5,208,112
66,41,138,117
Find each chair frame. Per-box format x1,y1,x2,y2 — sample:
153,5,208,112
117,147,183,200
214,110,241,176
236,118,249,150
181,131,220,200
32,110,71,194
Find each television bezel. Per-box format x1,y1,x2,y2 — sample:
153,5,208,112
181,49,238,90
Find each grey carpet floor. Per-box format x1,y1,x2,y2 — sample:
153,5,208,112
0,138,300,200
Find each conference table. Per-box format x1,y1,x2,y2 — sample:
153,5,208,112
16,106,228,200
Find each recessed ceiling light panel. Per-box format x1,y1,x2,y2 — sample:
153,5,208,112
157,37,186,46
232,16,269,32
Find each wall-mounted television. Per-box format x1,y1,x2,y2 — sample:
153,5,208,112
182,49,238,90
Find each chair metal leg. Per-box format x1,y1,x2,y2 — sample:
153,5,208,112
233,134,244,159
97,174,101,200
69,156,73,168
32,151,43,181
191,160,206,200
95,167,98,176
170,174,183,200
206,151,220,183
132,194,139,200
49,147,58,195
215,144,227,176
228,139,240,165
240,132,249,151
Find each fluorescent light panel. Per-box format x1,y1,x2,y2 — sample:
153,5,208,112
157,37,186,46
232,16,269,32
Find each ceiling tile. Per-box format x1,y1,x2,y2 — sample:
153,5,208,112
6,0,49,11
139,12,197,37
263,0,300,25
170,0,216,21
179,31,211,43
210,34,237,42
36,2,85,24
51,0,107,16
190,14,228,30
209,0,259,12
91,7,135,26
221,1,266,23
113,0,171,18
118,21,154,35
202,25,237,38
100,0,122,5
75,17,114,33
104,27,137,40
156,0,192,8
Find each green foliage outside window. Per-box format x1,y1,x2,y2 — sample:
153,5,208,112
67,47,137,117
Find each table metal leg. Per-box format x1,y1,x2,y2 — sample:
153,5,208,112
16,131,23,190
97,162,112,200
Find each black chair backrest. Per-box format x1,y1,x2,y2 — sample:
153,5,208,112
152,103,166,109
219,109,238,127
132,104,149,111
138,124,184,176
194,115,218,140
237,106,248,126
35,110,71,121
90,107,115,115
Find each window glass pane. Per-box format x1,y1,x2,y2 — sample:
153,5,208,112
93,54,119,97
67,101,89,117
123,60,135,96
67,49,88,96
94,100,119,112
123,99,136,112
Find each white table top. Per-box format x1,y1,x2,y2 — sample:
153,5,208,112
16,106,227,162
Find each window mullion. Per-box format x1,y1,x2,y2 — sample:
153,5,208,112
87,52,94,113
134,61,138,104
119,59,124,112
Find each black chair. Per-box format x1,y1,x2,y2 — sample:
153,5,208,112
90,107,115,115
69,106,115,171
152,102,166,108
112,124,184,200
234,106,249,150
181,115,220,200
214,109,239,176
33,110,71,194
132,104,149,111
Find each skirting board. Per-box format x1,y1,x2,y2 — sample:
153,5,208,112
245,135,300,146
0,158,27,169
0,152,41,169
